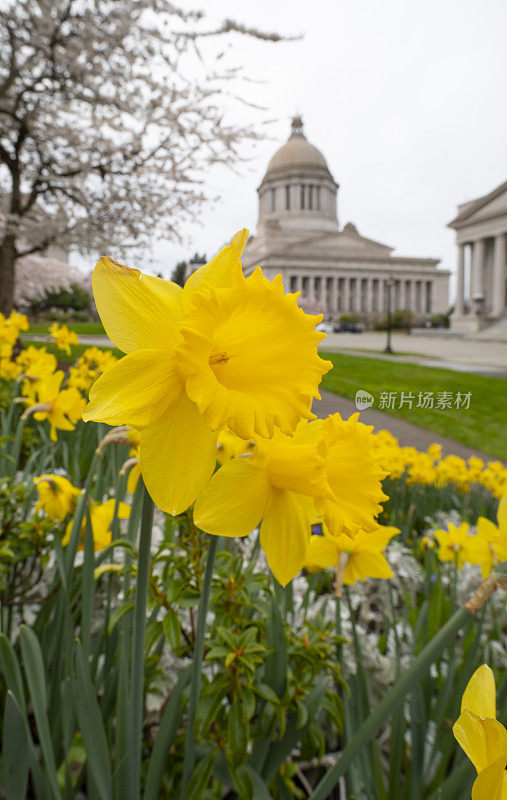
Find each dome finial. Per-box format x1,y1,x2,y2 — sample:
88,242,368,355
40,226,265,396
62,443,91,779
291,115,304,138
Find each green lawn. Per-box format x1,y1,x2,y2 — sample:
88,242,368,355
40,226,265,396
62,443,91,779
320,352,507,460
27,321,106,336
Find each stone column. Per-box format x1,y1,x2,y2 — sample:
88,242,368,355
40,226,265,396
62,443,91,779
471,238,486,299
365,278,372,313
455,243,465,315
492,233,506,318
331,277,338,314
378,278,385,315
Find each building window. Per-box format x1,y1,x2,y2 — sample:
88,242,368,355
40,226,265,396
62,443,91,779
314,275,321,300
289,275,298,293
302,275,309,297
285,185,291,210
426,282,432,313
271,188,276,212
308,185,313,209
316,187,321,210
301,185,307,209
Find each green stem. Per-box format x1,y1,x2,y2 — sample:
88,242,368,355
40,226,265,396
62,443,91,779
129,483,154,800
180,534,220,799
309,604,473,800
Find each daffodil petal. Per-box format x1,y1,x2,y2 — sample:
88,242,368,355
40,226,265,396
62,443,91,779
497,494,507,531
344,551,393,584
260,489,311,586
182,228,248,309
92,256,183,353
461,664,497,718
306,535,340,571
83,350,183,428
453,711,507,773
140,392,218,515
194,456,270,537
472,759,507,800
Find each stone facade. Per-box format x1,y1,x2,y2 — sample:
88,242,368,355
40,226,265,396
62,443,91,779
242,117,450,322
449,181,507,332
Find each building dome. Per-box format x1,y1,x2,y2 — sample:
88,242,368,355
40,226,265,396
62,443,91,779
257,116,339,234
266,118,329,173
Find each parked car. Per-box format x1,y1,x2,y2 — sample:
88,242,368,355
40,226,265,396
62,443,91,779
332,321,363,333
315,322,333,333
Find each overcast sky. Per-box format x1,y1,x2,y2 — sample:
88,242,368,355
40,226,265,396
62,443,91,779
80,0,507,301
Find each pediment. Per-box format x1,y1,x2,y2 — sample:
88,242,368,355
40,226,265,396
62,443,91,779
449,180,507,227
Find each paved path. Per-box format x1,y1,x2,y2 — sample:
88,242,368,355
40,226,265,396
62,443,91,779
319,331,507,378
314,390,499,462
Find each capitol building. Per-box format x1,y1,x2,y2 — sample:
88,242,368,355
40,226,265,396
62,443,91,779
242,117,450,321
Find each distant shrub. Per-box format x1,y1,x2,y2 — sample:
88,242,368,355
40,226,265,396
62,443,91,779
29,282,91,313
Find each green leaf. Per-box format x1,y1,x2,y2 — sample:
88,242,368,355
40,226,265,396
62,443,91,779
3,692,29,800
72,641,112,800
163,609,181,652
107,599,135,635
19,626,61,800
143,667,191,800
265,597,287,697
228,763,254,800
254,682,280,706
185,751,215,800
228,696,248,767
0,634,26,717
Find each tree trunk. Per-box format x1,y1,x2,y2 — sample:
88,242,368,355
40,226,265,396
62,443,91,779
0,234,17,315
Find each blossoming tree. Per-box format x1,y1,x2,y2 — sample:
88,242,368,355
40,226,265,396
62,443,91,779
0,0,285,313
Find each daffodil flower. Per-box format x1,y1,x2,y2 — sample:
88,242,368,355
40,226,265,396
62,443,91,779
453,664,507,800
471,495,507,577
83,230,331,515
434,521,475,568
34,474,81,522
49,322,79,355
313,413,389,537
305,526,399,584
28,371,86,441
62,499,130,552
194,414,388,585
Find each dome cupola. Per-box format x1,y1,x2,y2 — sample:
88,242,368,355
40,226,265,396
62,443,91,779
257,116,339,234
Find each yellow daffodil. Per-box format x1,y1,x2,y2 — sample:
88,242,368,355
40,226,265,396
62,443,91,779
49,322,79,355
30,371,86,441
194,413,388,585
194,421,324,585
0,341,22,380
62,499,130,552
313,413,389,537
471,495,507,577
305,526,399,584
34,474,81,522
453,664,507,800
67,347,118,395
83,230,331,515
434,521,476,568
18,346,58,404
